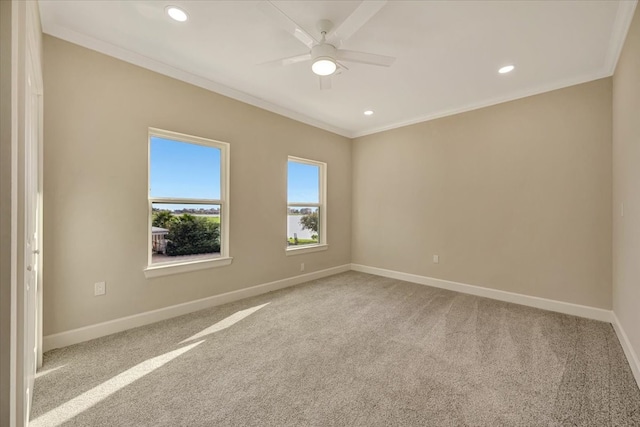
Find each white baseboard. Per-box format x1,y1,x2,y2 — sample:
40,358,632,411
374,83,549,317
43,262,640,391
611,312,640,389
43,264,351,351
354,263,640,389
350,264,614,323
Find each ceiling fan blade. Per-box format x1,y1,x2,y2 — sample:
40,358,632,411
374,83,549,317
282,53,312,66
330,0,387,43
258,53,311,67
258,1,318,49
336,49,395,67
319,76,332,90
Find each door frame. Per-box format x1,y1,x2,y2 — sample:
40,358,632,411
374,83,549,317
7,1,44,426
22,0,44,415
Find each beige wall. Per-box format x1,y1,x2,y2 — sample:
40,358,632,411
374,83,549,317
352,79,613,309
43,16,633,342
43,36,352,335
613,5,640,369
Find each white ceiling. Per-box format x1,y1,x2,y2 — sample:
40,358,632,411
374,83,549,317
39,0,637,138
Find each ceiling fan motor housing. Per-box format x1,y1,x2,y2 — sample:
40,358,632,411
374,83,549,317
312,43,337,62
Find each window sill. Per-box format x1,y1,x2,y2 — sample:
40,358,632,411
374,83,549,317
144,257,233,278
285,244,328,256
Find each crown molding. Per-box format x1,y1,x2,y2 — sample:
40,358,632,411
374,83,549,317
41,23,353,139
604,0,638,75
41,0,637,141
354,0,638,138
351,68,612,138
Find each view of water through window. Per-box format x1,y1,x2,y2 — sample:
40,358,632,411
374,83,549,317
150,136,222,264
287,207,319,246
287,160,321,247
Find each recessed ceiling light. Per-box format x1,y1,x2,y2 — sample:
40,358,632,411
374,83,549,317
166,6,188,22
499,65,515,74
364,110,374,116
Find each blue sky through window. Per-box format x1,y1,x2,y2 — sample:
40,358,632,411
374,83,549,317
151,138,320,210
288,161,319,203
150,137,221,200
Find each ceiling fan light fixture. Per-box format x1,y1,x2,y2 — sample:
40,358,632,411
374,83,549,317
166,6,188,22
312,58,337,76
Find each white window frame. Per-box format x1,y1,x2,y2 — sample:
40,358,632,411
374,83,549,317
144,128,232,278
286,156,328,256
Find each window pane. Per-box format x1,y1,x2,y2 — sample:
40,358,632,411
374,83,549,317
150,137,221,200
151,203,221,264
288,161,319,203
287,206,319,246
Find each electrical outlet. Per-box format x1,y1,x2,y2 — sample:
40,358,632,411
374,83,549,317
433,255,439,264
94,281,106,296
300,263,305,272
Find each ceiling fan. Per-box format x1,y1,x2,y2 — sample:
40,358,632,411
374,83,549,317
258,0,395,89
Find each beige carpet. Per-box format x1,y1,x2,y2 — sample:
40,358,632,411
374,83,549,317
31,272,640,426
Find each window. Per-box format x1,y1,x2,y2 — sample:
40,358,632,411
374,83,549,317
287,156,327,255
145,128,231,278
